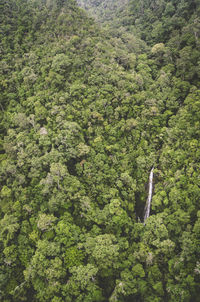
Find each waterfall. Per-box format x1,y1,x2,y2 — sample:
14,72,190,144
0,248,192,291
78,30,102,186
144,167,154,224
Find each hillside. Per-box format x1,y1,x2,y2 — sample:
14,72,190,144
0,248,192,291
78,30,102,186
0,0,200,301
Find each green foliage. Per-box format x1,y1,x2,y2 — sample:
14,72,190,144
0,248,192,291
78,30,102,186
0,0,200,301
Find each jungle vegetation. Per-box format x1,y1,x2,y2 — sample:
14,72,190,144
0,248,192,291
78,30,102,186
0,0,200,301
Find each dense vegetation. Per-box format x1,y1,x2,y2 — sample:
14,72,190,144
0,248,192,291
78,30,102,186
0,0,200,301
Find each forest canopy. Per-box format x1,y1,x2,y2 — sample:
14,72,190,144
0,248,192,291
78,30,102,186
0,0,200,301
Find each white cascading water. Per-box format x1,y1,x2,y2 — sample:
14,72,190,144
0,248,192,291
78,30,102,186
144,167,154,224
